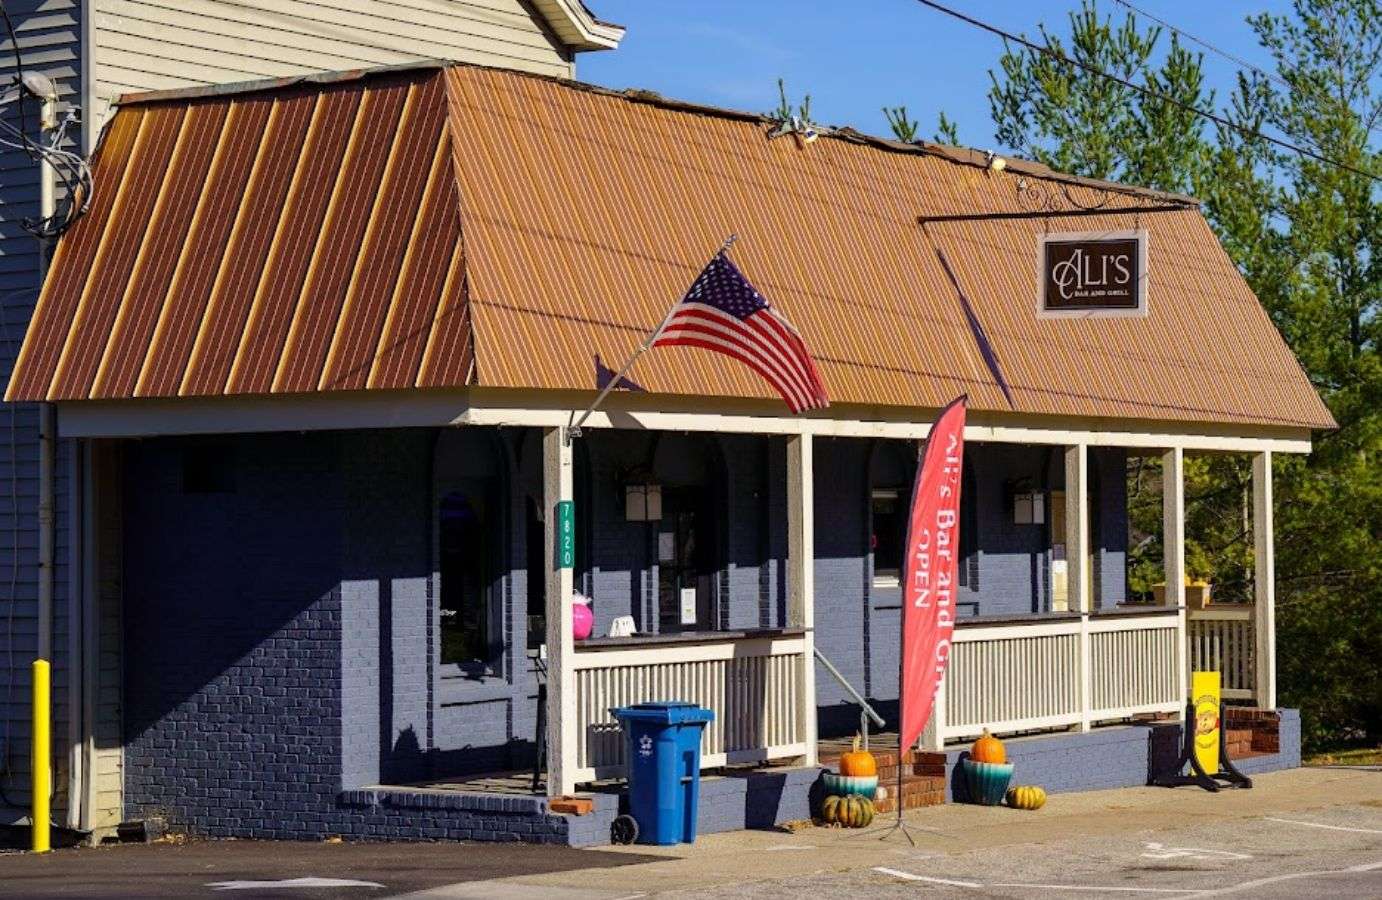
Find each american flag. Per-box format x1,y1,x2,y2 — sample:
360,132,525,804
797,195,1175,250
652,252,829,413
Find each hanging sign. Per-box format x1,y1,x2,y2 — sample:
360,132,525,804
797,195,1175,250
1038,229,1148,317
1192,670,1222,776
899,396,967,751
556,500,575,569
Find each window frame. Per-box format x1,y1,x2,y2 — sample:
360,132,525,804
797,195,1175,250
433,475,507,684
870,487,904,589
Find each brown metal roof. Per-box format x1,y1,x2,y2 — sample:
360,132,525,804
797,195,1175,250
7,62,1334,430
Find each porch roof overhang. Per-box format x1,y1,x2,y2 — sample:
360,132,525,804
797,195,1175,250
7,61,1335,439
52,385,1315,454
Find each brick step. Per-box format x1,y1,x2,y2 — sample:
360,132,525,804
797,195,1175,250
872,775,947,813
820,748,947,778
872,761,948,781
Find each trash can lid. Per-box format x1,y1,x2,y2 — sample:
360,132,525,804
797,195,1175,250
612,701,715,725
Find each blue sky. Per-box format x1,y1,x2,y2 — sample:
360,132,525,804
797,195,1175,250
580,1,1291,151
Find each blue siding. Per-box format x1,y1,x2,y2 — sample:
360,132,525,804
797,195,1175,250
0,0,82,825
119,427,1136,836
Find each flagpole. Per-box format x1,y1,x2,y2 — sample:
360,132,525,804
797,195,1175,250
566,234,737,442
878,437,926,847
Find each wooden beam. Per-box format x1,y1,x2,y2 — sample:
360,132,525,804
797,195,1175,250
1253,451,1277,709
54,390,1316,454
1162,447,1187,707
786,433,818,766
543,427,576,796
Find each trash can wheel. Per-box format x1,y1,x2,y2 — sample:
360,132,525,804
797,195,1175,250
611,814,639,845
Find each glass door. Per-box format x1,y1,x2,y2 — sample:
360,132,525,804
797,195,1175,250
657,486,716,632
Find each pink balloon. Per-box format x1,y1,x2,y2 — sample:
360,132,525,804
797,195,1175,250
572,602,594,641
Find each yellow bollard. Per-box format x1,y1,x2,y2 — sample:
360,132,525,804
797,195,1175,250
31,659,50,854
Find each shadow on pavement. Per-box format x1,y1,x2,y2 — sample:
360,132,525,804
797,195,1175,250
0,838,666,898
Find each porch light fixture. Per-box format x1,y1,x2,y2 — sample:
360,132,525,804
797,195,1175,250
624,483,662,522
1013,490,1045,525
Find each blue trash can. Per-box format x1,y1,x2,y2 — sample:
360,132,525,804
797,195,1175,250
613,701,715,845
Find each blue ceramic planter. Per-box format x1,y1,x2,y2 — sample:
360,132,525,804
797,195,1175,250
821,773,878,798
962,759,1014,805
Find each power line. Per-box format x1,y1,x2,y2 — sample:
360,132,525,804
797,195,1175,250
1111,0,1382,142
912,0,1382,183
1111,0,1292,94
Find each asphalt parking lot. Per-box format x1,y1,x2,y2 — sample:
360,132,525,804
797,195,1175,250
1,767,1378,898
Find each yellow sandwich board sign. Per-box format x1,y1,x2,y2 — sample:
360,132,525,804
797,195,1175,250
1153,669,1249,791
1192,671,1222,776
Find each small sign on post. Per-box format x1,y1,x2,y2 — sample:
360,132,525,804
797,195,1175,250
556,500,575,570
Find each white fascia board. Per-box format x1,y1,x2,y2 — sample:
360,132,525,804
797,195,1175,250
533,0,624,50
54,386,1315,454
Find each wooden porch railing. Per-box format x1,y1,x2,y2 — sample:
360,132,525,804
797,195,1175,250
936,609,1182,743
1186,605,1255,699
569,632,809,782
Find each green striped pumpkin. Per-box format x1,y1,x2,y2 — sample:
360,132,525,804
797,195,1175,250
821,793,875,828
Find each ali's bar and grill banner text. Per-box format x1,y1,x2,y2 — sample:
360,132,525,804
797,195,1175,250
899,396,968,750
1039,229,1148,317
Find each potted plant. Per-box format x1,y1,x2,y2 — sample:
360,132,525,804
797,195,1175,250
1152,574,1213,608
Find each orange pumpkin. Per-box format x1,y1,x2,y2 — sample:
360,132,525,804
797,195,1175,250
971,729,1006,765
839,735,877,778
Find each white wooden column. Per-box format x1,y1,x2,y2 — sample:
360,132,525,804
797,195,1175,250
1162,447,1188,707
787,433,818,766
1253,451,1277,710
922,673,947,752
543,427,576,796
1065,445,1092,731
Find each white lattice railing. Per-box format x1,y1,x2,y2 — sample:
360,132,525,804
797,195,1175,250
570,634,808,782
1187,606,1255,699
1088,613,1181,717
940,611,1182,742
944,618,1083,738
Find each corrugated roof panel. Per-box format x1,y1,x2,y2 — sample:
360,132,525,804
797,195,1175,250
323,77,447,391
6,107,145,402
177,92,318,397
5,62,1333,431
225,88,363,396
928,213,1329,427
274,81,408,394
369,139,464,390
134,96,274,398
443,66,1011,411
93,102,229,399
50,105,189,400
414,235,472,388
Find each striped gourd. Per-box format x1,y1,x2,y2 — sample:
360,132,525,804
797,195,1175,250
820,793,875,827
1005,785,1047,810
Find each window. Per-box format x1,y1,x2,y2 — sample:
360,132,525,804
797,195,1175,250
959,459,979,589
525,497,545,649
871,488,904,587
438,489,495,669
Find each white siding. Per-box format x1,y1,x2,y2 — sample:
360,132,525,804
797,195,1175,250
88,441,122,834
90,0,572,129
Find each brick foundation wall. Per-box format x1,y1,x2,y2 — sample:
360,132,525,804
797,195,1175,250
948,709,1302,802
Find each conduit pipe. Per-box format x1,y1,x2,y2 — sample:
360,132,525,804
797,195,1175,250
33,77,57,848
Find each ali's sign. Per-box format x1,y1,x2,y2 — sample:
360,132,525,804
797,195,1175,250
1038,229,1148,318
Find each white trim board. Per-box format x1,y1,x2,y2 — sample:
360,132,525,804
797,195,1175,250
54,388,1315,453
